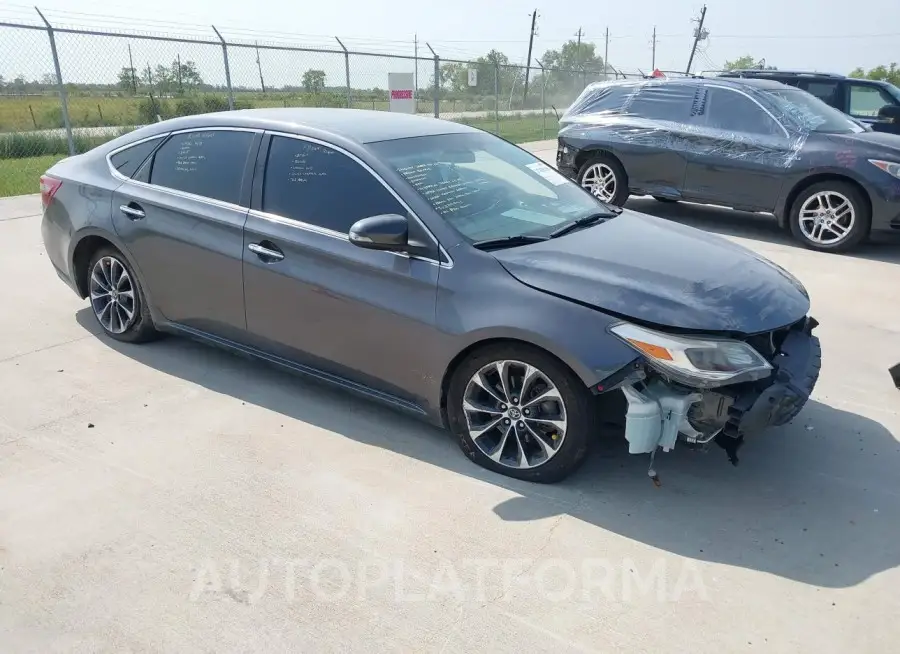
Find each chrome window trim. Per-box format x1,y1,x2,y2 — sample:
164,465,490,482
704,84,791,139
106,127,263,212
262,130,453,268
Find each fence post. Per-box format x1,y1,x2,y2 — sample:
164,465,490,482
426,43,439,118
494,62,500,135
335,37,351,108
35,8,74,156
212,26,234,110
535,59,546,140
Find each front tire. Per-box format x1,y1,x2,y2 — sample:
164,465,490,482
87,246,158,343
577,154,629,206
447,344,594,483
788,181,870,252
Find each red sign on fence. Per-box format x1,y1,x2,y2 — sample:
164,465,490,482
390,89,413,100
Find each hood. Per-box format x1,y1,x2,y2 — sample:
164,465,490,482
493,211,810,335
827,130,900,153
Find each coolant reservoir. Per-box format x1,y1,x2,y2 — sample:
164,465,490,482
648,381,702,452
621,385,662,454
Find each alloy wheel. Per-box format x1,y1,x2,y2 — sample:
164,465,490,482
462,360,567,469
798,191,856,245
581,163,617,202
90,256,137,335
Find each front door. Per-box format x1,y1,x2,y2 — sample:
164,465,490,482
111,128,260,339
241,134,441,405
682,86,789,211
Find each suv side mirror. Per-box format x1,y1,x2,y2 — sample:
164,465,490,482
349,214,409,252
878,105,900,122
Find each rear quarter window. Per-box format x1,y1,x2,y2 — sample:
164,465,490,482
109,137,163,178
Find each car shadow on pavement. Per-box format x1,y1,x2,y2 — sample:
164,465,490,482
625,197,900,265
77,308,900,590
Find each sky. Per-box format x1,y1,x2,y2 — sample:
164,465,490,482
0,0,898,88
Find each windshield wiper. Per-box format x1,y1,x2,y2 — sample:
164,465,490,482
548,210,620,239
472,234,549,251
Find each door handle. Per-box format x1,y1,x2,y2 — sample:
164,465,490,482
248,242,285,262
119,204,145,220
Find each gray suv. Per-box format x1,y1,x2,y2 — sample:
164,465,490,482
40,109,821,483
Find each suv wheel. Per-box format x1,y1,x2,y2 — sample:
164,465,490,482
447,344,594,483
577,154,629,206
789,181,870,252
88,246,158,343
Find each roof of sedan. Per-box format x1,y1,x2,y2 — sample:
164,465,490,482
143,108,479,144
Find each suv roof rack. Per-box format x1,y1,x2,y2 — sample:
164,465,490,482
720,69,846,79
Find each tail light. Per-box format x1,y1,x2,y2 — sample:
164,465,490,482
40,175,62,210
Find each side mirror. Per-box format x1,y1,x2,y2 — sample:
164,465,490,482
877,105,900,122
349,213,409,252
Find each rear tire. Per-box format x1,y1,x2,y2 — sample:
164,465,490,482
577,154,629,206
447,344,594,483
87,246,158,343
788,181,870,252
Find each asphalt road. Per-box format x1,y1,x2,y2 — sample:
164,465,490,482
1,144,899,653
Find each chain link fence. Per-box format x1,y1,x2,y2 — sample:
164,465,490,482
1,17,610,189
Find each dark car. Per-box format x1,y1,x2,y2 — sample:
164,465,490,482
715,70,900,134
40,108,821,483
556,77,900,252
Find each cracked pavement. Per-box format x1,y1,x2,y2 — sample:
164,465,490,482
1,143,900,653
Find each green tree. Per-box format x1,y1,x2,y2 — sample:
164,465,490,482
538,40,605,99
118,67,140,94
302,69,326,93
540,40,604,72
723,55,776,71
169,59,203,94
850,63,900,85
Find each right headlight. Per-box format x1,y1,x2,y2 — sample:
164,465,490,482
869,159,900,180
610,322,773,388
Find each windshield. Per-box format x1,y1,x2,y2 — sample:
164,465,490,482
763,88,865,134
369,132,611,243
882,82,900,104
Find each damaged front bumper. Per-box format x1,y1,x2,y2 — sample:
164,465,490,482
619,316,822,466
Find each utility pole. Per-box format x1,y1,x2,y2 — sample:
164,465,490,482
256,41,266,93
651,26,657,70
575,27,585,89
603,27,609,80
127,43,137,94
686,5,708,75
522,9,538,104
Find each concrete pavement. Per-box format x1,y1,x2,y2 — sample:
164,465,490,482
1,143,899,653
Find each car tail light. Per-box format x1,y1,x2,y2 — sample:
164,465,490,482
40,175,62,210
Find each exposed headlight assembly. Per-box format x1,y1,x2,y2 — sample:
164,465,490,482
869,159,900,180
610,323,773,388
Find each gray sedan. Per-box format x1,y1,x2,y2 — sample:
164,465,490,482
40,109,821,483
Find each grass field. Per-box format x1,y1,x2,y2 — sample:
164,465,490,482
0,154,59,197
0,113,559,198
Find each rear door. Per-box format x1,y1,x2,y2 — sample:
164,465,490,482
610,84,698,198
111,127,260,340
681,86,791,211
241,133,442,404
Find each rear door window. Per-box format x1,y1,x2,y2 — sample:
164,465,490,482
698,87,783,136
148,130,255,205
627,84,698,121
799,81,840,108
848,83,895,118
109,137,163,178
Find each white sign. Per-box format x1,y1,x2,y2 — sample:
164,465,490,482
388,72,415,114
467,68,478,87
